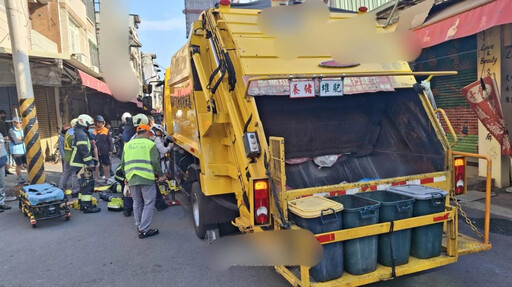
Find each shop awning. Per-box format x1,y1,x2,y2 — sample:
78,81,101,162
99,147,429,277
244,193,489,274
414,0,512,48
78,69,141,107
78,70,112,95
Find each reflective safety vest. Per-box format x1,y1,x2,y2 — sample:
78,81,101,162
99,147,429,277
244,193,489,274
123,138,156,181
70,129,93,168
64,132,73,151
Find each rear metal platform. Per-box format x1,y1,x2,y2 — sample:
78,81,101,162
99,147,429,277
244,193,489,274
445,233,492,255
276,255,457,287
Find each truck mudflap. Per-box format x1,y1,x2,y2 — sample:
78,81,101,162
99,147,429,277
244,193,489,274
202,193,240,225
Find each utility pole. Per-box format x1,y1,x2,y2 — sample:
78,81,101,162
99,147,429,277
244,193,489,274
5,0,46,184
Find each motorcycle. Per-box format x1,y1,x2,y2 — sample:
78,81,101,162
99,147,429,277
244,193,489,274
112,130,122,157
52,141,61,164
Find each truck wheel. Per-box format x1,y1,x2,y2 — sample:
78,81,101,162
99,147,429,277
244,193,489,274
191,182,207,239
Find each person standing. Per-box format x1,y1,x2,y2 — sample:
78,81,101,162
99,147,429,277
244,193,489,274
59,119,77,193
8,117,26,184
0,111,8,137
121,112,135,145
0,111,12,177
151,124,173,173
93,115,113,183
58,124,71,172
120,124,165,238
100,121,114,180
70,114,100,213
147,115,155,128
0,132,12,212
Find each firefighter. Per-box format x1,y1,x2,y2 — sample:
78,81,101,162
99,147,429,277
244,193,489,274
114,164,133,217
59,118,77,195
70,114,100,213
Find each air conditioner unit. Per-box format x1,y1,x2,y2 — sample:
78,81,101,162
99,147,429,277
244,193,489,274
71,53,87,64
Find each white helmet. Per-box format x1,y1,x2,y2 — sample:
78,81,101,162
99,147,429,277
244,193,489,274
132,113,148,127
121,112,131,123
152,124,165,134
77,114,94,127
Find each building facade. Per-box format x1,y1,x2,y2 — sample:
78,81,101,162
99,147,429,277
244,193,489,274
141,52,163,112
0,0,144,160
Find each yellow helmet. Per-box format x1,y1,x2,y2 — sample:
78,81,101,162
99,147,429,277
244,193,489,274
70,118,78,127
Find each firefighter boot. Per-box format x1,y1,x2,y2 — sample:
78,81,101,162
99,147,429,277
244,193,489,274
81,201,101,213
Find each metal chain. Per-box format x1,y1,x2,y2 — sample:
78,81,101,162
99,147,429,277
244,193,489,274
450,188,484,239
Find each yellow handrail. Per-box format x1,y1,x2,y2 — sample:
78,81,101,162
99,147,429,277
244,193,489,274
435,108,458,147
453,151,492,245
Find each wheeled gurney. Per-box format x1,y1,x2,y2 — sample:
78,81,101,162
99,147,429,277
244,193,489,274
17,183,71,228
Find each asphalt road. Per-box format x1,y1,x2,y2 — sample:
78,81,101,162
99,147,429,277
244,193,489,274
1,163,512,287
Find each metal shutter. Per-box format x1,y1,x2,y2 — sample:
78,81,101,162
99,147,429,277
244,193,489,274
34,86,50,139
33,86,58,159
0,87,19,119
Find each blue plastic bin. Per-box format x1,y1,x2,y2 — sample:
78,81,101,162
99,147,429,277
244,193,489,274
288,196,344,282
329,195,380,275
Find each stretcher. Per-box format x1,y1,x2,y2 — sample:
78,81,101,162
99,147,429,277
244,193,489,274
17,183,71,228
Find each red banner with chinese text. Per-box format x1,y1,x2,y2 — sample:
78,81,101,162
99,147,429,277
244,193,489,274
462,76,512,155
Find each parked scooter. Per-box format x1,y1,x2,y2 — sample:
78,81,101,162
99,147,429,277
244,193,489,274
52,141,61,164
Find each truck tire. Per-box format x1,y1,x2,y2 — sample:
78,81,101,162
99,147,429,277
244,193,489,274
191,182,208,239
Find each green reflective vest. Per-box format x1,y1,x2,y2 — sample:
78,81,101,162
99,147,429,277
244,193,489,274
123,138,156,181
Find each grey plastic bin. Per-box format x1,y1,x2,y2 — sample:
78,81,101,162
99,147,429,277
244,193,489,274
355,191,415,266
387,185,448,259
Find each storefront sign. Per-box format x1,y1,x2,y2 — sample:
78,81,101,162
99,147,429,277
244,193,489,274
501,42,512,141
462,76,512,155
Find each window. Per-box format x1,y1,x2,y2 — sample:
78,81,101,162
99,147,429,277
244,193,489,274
68,20,81,54
89,39,100,70
86,0,95,22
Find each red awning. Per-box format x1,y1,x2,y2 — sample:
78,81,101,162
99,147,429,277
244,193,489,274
78,69,142,108
414,0,512,48
78,70,112,95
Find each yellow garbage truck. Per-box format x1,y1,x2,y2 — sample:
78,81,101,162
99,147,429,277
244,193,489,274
163,2,492,286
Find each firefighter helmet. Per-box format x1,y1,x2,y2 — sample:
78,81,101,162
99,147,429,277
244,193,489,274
132,113,148,127
77,114,94,127
121,112,131,123
152,124,165,135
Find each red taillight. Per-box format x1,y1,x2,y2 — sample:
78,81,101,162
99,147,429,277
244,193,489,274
254,179,269,225
454,157,466,195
